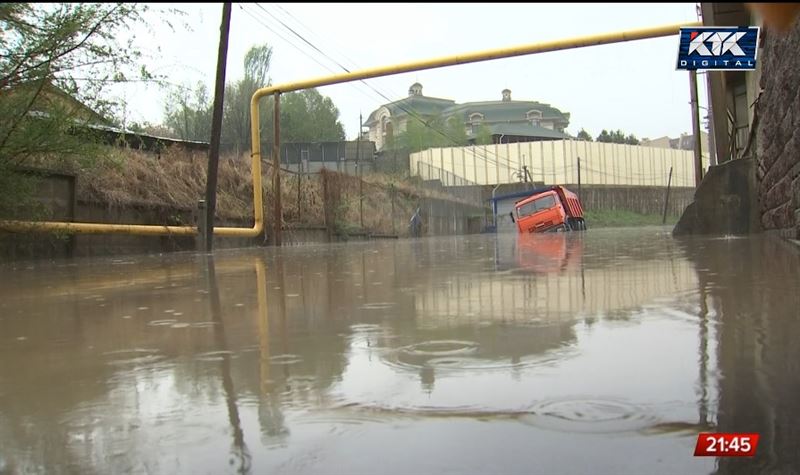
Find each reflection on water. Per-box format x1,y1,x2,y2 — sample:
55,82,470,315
0,227,798,474
204,255,251,474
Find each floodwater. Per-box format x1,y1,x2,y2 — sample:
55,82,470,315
0,227,798,475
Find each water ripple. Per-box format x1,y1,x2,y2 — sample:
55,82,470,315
519,398,659,434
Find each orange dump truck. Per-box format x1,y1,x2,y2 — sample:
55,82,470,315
510,186,586,233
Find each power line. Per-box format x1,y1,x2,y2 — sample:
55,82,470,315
239,4,386,108
254,4,353,74
256,4,550,176
252,3,401,110
253,3,515,169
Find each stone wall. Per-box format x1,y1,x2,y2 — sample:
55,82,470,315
756,19,800,238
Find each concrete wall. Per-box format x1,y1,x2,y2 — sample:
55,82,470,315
756,18,800,238
567,184,695,217
0,170,76,260
1,172,486,261
674,159,760,236
417,196,486,236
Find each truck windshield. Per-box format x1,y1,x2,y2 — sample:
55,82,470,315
517,194,556,218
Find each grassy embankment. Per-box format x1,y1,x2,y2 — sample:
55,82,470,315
23,146,477,236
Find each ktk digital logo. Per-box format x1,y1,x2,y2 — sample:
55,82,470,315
676,26,760,71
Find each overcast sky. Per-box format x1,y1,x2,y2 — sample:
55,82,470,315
118,3,707,141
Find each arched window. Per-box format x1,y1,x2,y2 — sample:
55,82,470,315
526,110,542,126
380,115,390,135
469,112,484,134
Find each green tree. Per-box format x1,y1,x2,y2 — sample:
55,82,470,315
596,128,639,145
389,116,435,152
280,89,345,143
222,43,274,155
164,81,212,142
576,128,593,141
0,3,169,218
161,43,346,154
596,129,611,143
390,114,471,153
446,116,469,145
474,124,494,145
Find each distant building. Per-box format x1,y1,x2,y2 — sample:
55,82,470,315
641,132,710,157
5,81,207,156
278,140,376,175
6,80,114,127
364,83,571,150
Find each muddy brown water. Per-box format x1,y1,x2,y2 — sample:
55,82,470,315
0,227,798,474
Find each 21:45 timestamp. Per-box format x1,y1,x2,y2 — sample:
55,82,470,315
694,433,760,457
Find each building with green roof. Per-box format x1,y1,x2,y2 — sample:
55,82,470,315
363,83,571,150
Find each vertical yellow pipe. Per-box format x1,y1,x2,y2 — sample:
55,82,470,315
250,92,265,234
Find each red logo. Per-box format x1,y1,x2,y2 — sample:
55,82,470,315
694,433,760,457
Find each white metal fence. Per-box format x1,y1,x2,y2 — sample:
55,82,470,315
410,140,709,188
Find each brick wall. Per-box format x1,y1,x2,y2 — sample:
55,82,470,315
756,20,800,236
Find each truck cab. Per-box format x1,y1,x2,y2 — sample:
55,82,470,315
511,186,586,234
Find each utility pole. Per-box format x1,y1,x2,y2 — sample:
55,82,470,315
703,72,718,166
204,2,232,252
662,166,673,224
689,70,704,187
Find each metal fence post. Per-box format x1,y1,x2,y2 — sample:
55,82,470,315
297,171,302,219
197,200,207,252
662,166,673,224
391,184,396,236
359,163,364,229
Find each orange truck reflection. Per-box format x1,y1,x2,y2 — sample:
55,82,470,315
510,186,586,234
515,232,583,274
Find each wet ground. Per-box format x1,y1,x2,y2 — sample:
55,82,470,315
0,227,798,475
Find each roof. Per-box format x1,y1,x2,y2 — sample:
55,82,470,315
26,110,209,152
364,95,455,126
7,81,114,127
443,100,569,123
363,84,572,138
471,123,569,140
90,123,210,150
